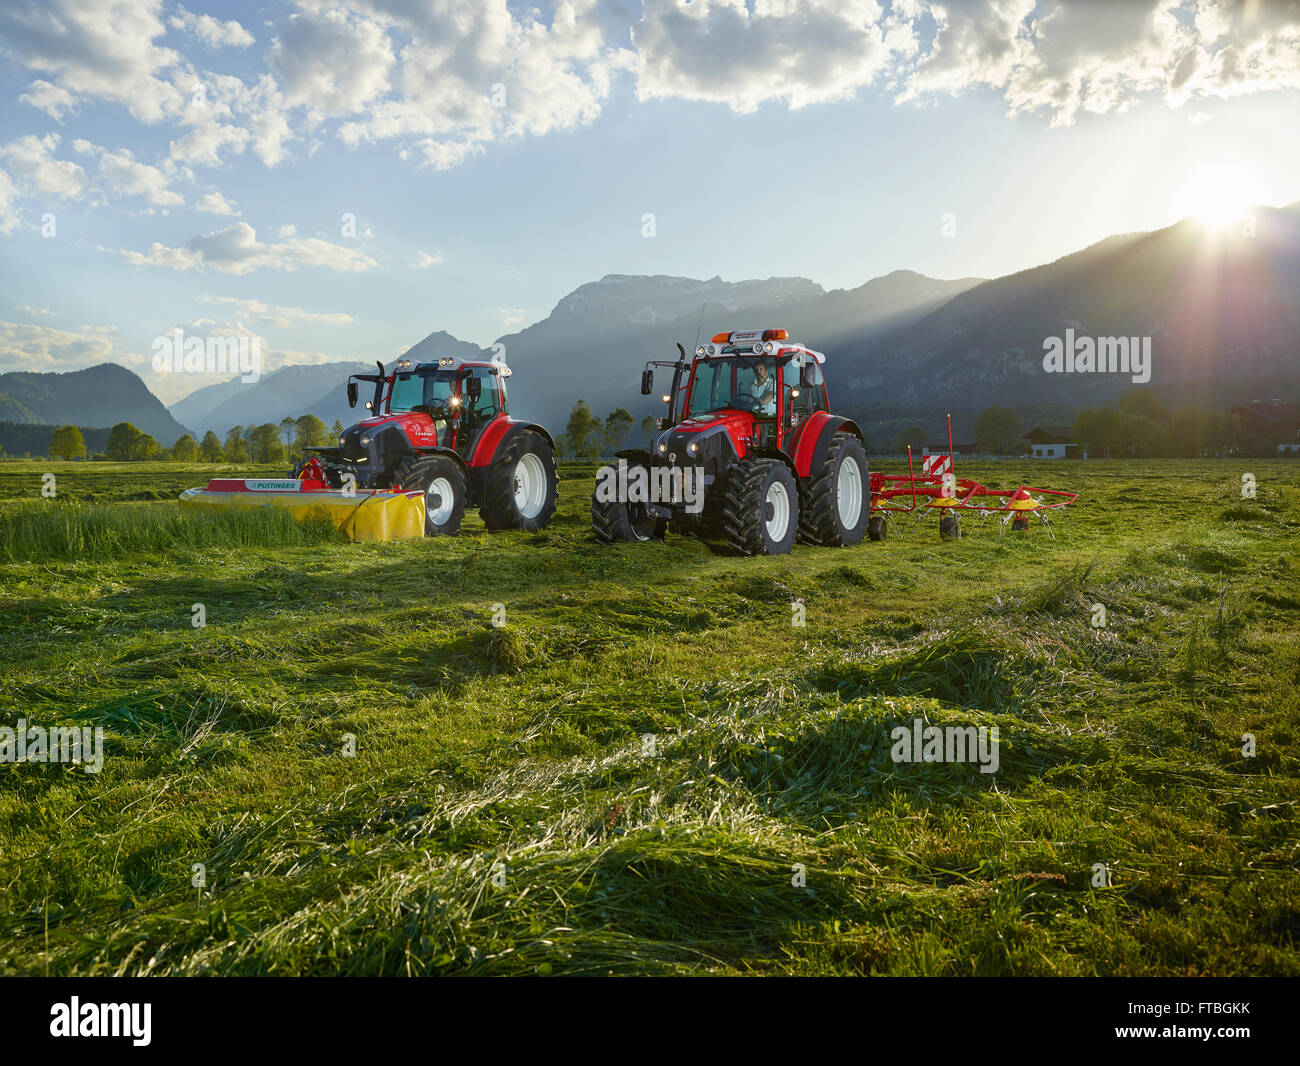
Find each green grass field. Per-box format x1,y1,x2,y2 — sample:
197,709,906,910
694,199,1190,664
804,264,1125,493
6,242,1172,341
1,457,1297,975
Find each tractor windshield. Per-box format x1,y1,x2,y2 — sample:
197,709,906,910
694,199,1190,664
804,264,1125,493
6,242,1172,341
686,356,775,418
389,370,458,415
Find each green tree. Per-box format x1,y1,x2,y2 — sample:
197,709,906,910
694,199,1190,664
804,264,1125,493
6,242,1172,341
279,417,296,450
224,426,249,463
49,425,86,460
249,423,284,463
564,399,604,457
603,408,635,453
330,420,345,441
973,405,1021,454
1118,389,1167,423
641,414,659,447
294,414,328,452
896,426,927,453
199,430,224,462
134,433,160,460
172,433,199,462
106,422,143,460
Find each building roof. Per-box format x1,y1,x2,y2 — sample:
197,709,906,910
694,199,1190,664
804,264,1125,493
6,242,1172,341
1023,426,1074,443
1227,400,1300,424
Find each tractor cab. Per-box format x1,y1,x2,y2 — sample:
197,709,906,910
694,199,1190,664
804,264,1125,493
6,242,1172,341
679,329,828,450
355,355,510,453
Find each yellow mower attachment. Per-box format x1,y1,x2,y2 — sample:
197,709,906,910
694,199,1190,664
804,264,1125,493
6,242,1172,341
179,479,425,542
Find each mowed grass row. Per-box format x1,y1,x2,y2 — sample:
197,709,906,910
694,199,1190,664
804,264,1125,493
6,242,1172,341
0,459,1297,975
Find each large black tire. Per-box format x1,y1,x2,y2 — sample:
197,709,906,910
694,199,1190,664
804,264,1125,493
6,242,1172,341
797,433,868,547
393,454,467,536
481,431,558,532
721,458,799,556
591,463,665,542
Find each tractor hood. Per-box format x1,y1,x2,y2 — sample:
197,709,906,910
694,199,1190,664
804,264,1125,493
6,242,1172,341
348,410,440,446
669,410,754,437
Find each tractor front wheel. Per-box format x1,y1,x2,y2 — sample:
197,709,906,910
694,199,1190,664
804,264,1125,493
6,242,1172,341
721,458,799,556
591,465,665,542
797,432,868,547
394,454,467,536
482,431,558,532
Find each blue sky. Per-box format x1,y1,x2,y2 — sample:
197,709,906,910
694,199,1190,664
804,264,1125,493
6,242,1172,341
1,0,1298,404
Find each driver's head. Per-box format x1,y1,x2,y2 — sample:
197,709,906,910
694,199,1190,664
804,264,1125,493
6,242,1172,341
755,360,769,380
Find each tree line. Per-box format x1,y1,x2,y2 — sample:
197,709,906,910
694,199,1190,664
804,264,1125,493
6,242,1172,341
44,415,348,463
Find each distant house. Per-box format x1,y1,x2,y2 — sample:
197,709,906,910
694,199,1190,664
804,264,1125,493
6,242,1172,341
922,442,976,456
1226,400,1300,454
1023,426,1078,459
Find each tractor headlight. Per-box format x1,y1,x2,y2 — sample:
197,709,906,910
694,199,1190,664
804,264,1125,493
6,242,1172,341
339,436,346,446
360,436,371,446
752,343,763,354
706,345,715,356
687,441,698,456
696,345,706,357
762,341,775,354
657,442,668,454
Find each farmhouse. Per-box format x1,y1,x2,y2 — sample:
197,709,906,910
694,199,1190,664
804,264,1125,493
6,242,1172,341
1226,400,1300,454
1023,426,1079,459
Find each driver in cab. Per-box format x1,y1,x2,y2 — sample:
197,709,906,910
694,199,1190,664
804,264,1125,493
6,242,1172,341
750,360,776,416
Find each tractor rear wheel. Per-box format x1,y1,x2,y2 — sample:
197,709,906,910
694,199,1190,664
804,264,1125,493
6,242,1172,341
721,458,799,556
797,432,868,547
591,464,665,542
481,431,558,532
393,454,467,536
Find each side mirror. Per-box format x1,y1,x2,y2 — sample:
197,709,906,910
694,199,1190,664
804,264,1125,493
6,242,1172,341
346,381,359,408
467,376,482,403
641,369,654,395
801,364,818,389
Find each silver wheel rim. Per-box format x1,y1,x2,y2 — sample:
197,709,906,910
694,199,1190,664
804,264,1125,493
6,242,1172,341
514,452,547,519
426,476,455,526
765,480,791,541
836,455,863,528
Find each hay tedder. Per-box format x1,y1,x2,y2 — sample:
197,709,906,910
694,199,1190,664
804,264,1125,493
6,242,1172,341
868,415,1077,541
181,354,558,541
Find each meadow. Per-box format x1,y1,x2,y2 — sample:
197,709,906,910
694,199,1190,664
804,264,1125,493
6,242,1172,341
0,457,1297,975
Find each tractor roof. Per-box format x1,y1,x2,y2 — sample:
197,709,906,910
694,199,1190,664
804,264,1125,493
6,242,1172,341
391,354,512,376
697,328,825,364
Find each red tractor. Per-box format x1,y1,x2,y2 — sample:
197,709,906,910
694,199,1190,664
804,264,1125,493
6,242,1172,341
591,329,871,555
296,355,558,535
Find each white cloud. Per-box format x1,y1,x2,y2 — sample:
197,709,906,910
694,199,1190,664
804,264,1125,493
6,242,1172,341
0,320,121,372
269,7,395,116
201,295,355,328
118,221,378,275
169,7,255,49
411,250,445,268
634,0,915,113
0,169,19,234
896,0,1300,127
17,79,79,121
196,190,238,214
17,304,55,317
73,140,184,207
0,134,87,201
0,0,184,123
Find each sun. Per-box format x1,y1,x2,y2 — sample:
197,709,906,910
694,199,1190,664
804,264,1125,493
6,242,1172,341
1177,163,1258,227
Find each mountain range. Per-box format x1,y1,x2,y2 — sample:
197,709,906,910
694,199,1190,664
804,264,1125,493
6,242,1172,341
2,205,1296,451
